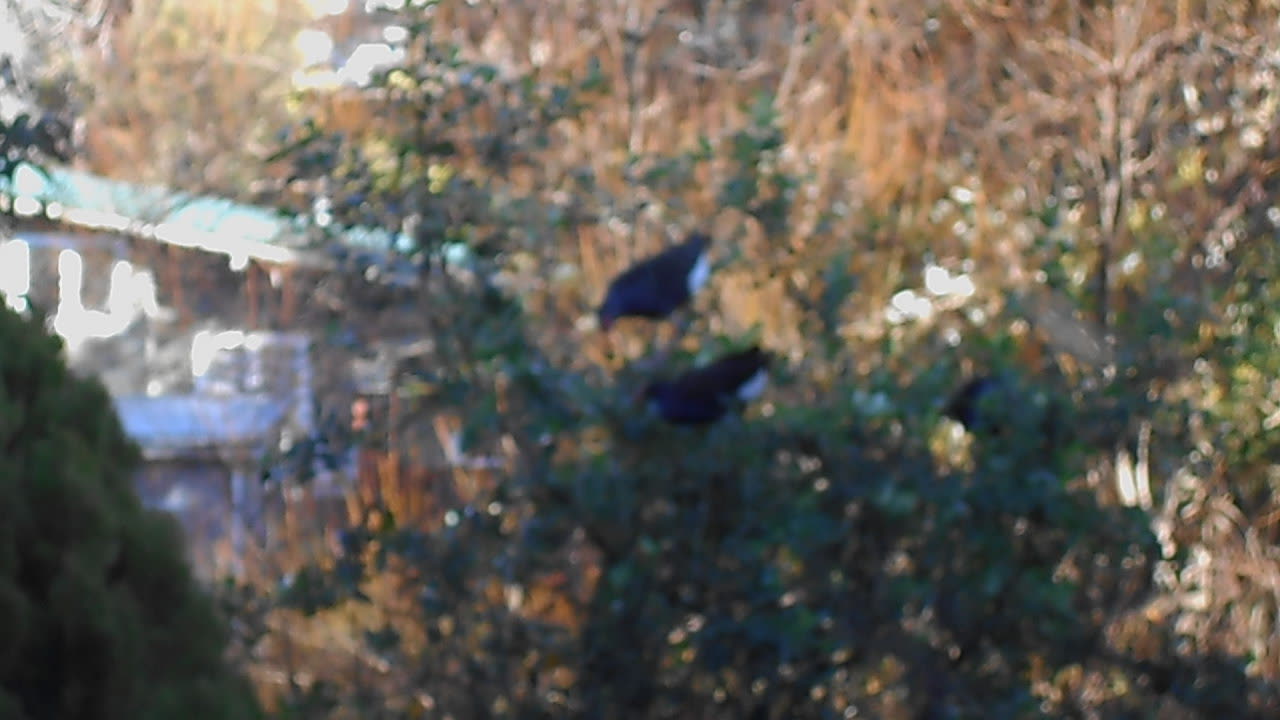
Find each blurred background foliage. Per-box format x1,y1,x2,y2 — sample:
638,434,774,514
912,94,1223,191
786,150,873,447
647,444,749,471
9,0,1280,717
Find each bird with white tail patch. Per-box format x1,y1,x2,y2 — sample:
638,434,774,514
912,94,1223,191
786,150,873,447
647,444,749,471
642,346,772,425
597,232,712,332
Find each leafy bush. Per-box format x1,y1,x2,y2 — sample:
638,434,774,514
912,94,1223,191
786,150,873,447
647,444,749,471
0,305,260,720
249,29,1205,715
229,1,1280,718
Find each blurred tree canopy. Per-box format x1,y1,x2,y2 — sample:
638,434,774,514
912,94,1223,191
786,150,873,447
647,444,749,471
0,0,312,196
0,0,85,184
68,0,313,194
0,303,262,720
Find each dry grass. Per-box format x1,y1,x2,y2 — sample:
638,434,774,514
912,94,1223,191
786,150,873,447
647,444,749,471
72,0,312,196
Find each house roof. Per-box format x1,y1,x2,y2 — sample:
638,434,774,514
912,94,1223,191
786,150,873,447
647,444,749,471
114,394,290,458
0,162,473,278
2,163,335,267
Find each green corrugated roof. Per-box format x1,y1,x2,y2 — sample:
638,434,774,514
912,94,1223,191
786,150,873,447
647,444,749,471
1,161,471,271
6,162,306,244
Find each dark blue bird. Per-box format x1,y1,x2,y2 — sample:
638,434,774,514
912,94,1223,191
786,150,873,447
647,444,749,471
944,375,1008,435
944,373,1079,461
643,346,771,425
598,232,711,331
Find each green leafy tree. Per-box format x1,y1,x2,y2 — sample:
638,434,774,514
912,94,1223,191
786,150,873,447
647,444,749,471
0,304,261,720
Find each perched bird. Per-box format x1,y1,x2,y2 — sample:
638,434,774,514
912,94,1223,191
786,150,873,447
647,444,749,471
598,232,711,331
945,374,1074,454
643,346,771,425
944,375,1009,436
